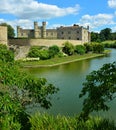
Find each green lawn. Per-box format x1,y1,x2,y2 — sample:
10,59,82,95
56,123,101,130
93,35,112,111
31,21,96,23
102,40,116,44
20,51,110,67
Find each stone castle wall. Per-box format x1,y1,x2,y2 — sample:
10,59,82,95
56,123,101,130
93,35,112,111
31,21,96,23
8,38,83,47
0,26,7,45
8,39,30,46
29,39,83,47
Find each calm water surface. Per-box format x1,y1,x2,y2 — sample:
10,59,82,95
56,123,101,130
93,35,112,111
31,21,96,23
26,49,116,120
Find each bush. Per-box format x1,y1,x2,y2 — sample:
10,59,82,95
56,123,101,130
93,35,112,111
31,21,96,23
92,43,104,53
62,41,74,56
0,44,14,62
84,43,93,53
104,43,111,48
28,47,40,58
38,50,50,60
48,45,60,58
75,45,86,55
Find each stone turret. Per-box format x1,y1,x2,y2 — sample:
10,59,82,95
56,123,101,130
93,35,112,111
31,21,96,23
34,21,39,38
87,25,89,30
42,21,46,38
17,26,21,37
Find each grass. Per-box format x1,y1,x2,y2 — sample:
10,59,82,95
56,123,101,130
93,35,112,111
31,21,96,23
29,112,116,130
20,51,110,68
102,40,116,44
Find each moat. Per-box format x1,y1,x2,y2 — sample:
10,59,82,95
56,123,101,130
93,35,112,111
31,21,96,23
26,49,116,120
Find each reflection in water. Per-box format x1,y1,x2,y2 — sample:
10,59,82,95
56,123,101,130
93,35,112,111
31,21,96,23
26,49,116,120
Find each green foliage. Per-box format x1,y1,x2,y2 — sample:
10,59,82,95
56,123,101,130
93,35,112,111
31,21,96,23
0,44,14,62
0,45,59,129
38,50,50,60
79,62,116,121
91,28,116,42
48,45,60,58
29,113,116,130
91,32,100,42
92,43,104,53
100,28,112,41
62,41,74,55
28,47,40,58
75,45,86,55
0,23,15,38
0,92,22,130
84,43,93,53
28,46,50,60
103,41,116,48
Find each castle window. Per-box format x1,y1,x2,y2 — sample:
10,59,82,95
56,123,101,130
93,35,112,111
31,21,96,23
61,32,64,34
77,31,79,33
69,37,71,39
77,38,79,40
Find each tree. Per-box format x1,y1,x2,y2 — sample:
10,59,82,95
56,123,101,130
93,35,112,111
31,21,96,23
0,44,59,129
0,23,15,38
100,28,112,41
62,41,74,55
79,62,116,121
91,32,100,42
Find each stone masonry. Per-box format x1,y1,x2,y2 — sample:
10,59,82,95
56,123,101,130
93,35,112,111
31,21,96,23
17,22,90,43
0,26,7,45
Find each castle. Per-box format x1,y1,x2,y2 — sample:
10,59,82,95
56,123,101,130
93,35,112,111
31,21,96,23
17,21,90,43
0,26,7,45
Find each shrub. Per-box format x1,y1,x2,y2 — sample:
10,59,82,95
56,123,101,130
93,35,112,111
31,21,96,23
48,45,60,58
92,43,104,53
62,41,74,56
84,43,93,53
0,44,14,62
38,50,50,60
75,45,86,55
28,47,40,58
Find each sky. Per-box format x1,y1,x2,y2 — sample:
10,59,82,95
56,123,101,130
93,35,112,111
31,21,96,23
0,0,116,34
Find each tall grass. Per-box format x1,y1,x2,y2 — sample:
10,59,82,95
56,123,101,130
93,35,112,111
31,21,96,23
29,112,116,130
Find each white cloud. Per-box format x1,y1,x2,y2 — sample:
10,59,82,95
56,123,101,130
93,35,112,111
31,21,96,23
111,26,116,32
108,0,116,8
0,0,80,20
79,13,115,30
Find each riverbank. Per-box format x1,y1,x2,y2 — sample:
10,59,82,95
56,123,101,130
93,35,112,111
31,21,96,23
20,50,110,68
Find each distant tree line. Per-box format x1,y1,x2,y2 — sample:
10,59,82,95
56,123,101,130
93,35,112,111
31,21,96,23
91,28,116,42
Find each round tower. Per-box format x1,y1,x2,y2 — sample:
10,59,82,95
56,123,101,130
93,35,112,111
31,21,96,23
17,26,21,38
42,21,46,38
34,21,39,38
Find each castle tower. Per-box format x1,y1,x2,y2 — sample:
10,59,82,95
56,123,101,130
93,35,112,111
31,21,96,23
34,21,39,38
17,26,21,37
0,26,7,45
42,21,46,38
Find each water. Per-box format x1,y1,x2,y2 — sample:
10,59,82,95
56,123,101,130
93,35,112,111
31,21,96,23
26,49,116,120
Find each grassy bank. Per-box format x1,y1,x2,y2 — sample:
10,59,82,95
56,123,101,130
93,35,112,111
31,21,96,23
29,112,116,130
20,50,110,68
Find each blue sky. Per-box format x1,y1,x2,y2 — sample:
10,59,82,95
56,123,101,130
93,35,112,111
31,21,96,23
0,0,116,33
